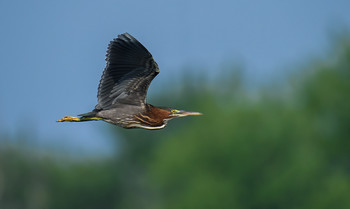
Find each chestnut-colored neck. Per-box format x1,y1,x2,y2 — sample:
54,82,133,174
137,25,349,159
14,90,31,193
134,105,171,127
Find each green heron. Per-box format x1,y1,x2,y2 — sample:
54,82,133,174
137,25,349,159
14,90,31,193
57,33,202,129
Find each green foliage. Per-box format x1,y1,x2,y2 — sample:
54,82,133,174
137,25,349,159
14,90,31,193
1,37,350,209
0,147,121,209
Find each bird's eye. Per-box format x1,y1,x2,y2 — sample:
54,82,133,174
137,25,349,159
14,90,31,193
171,109,179,113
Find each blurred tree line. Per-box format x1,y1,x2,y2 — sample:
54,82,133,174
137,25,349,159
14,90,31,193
1,36,350,209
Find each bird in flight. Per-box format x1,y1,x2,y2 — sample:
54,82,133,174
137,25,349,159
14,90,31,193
57,33,202,129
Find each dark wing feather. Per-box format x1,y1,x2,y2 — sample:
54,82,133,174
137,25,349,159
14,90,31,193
97,33,159,109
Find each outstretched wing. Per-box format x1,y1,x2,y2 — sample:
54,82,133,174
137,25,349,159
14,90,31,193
96,33,159,109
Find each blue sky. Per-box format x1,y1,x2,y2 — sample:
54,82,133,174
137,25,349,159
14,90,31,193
1,0,350,155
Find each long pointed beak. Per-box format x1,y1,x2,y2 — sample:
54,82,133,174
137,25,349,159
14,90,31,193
171,110,203,117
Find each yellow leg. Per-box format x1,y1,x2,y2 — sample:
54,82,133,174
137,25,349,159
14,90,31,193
57,116,102,122
81,117,103,121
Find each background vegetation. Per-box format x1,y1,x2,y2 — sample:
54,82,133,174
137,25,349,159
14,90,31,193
1,37,350,209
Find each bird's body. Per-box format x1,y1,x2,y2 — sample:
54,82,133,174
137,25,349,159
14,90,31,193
92,104,169,129
58,33,201,129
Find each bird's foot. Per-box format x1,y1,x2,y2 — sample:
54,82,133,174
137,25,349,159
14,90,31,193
57,116,81,122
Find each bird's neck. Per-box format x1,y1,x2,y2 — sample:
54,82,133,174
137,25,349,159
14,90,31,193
146,104,171,118
133,105,171,127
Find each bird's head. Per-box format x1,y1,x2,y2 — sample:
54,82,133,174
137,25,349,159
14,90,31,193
132,106,202,130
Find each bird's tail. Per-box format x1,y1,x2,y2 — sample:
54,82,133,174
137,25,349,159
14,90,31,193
57,112,103,122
